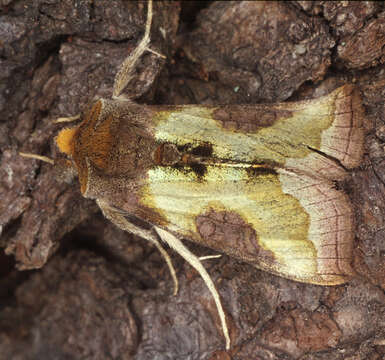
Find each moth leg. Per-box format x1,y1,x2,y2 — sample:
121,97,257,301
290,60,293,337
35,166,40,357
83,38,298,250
199,254,222,261
113,0,164,99
146,233,179,296
145,46,166,59
154,226,231,351
19,152,55,165
96,199,179,296
54,114,81,123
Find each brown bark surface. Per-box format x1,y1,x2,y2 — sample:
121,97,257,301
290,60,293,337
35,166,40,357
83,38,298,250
0,1,384,359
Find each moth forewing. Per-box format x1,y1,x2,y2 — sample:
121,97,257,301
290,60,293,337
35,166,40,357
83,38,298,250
57,84,364,285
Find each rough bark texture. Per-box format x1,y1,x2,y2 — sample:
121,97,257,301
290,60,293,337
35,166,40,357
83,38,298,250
0,1,384,359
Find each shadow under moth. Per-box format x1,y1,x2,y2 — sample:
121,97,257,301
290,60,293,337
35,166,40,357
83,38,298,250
21,0,365,351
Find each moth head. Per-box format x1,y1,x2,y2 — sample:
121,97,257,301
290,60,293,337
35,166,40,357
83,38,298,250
19,120,80,186
54,126,80,184
54,108,87,187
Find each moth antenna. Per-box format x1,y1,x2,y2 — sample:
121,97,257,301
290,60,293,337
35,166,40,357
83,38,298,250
113,0,165,99
19,152,55,165
96,199,179,296
54,114,81,123
154,226,231,351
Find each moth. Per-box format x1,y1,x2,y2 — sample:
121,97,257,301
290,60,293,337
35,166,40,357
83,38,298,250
22,0,365,351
